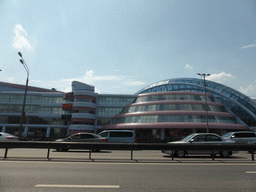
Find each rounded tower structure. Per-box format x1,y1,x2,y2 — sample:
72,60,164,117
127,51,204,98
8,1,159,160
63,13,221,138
62,81,97,135
103,78,252,142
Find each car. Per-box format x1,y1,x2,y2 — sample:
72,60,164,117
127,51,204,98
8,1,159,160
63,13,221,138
54,132,108,152
0,132,18,140
162,133,236,158
222,131,256,144
97,130,136,143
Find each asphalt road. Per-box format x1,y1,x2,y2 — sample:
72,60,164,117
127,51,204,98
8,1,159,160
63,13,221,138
0,149,256,192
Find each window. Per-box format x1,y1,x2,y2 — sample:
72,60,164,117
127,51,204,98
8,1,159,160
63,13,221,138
109,132,133,137
207,135,222,141
99,132,108,137
71,134,81,139
81,134,95,139
193,135,206,142
233,133,256,138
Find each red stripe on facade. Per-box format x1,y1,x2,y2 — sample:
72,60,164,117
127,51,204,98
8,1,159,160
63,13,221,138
65,92,74,99
103,122,249,130
114,111,235,118
126,101,223,107
138,91,213,97
62,103,73,109
74,95,96,100
73,107,96,111
71,118,95,123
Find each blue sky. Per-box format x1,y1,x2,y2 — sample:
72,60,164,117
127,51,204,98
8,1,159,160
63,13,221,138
1,0,256,97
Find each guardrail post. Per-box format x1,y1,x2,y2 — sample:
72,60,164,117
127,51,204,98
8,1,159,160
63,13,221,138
4,148,8,159
131,150,133,160
47,148,50,160
251,151,255,161
211,151,215,161
89,149,91,160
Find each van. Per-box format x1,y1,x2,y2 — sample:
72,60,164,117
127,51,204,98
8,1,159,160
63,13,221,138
222,131,256,144
97,130,136,143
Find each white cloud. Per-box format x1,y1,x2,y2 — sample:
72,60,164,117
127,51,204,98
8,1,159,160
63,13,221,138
29,70,145,93
59,70,120,86
239,84,254,95
6,77,14,83
83,70,121,82
239,44,256,49
12,24,33,50
238,41,256,49
185,63,193,69
75,70,145,88
124,81,146,86
206,72,236,83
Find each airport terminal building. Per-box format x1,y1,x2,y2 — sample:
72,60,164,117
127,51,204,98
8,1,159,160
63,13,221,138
0,78,255,142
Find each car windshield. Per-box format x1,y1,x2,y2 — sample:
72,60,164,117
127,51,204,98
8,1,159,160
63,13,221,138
222,132,233,138
181,134,196,142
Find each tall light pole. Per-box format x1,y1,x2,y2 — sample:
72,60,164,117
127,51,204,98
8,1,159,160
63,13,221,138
197,73,210,133
18,52,29,140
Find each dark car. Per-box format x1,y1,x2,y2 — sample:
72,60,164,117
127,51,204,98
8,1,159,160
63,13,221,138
54,132,107,152
162,133,236,158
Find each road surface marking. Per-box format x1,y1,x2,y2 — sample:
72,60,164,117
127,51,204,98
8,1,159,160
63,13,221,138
246,171,256,173
35,184,120,188
2,161,256,166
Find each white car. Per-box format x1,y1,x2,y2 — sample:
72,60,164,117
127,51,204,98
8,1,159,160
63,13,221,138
0,132,18,140
222,131,256,144
97,130,136,143
163,133,236,158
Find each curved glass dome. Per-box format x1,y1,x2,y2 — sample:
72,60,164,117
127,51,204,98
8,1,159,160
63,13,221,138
136,78,256,127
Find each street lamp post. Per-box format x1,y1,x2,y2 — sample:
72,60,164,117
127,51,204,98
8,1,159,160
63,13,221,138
18,52,29,140
197,73,210,133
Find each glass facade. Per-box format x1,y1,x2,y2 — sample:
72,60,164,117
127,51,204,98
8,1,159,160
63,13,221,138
136,94,214,102
0,115,64,125
96,96,137,127
98,96,135,106
121,104,226,113
0,94,64,103
0,79,254,142
2,126,67,140
104,87,250,142
110,115,237,124
136,78,256,127
0,105,64,114
74,98,96,103
97,117,112,126
98,107,124,116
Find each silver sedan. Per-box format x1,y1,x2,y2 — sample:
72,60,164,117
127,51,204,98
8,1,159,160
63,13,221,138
163,133,236,158
54,132,108,152
0,132,18,140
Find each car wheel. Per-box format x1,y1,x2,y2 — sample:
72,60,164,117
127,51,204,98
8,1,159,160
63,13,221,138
220,151,230,158
176,150,185,158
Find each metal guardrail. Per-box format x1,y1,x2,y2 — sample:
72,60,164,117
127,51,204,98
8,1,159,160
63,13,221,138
0,141,256,161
